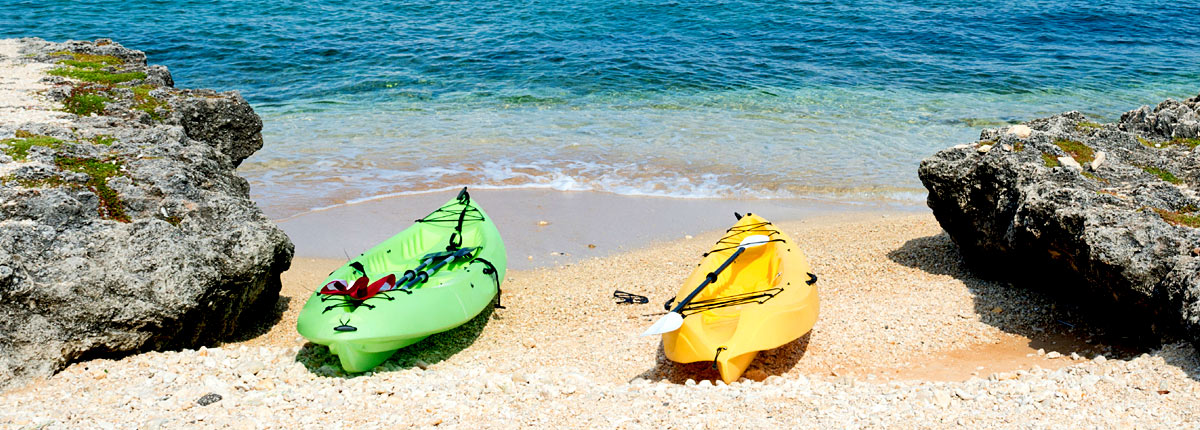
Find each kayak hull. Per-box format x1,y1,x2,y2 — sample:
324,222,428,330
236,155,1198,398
296,190,506,373
661,213,819,383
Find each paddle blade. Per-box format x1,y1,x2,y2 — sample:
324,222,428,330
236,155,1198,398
739,234,771,247
641,312,684,337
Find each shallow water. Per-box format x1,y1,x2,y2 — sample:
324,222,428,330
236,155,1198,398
4,0,1198,218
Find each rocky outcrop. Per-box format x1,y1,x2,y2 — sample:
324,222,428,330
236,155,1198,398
0,38,292,390
919,93,1200,352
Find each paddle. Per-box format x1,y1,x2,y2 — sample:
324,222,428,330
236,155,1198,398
640,235,772,337
401,247,476,291
394,250,451,287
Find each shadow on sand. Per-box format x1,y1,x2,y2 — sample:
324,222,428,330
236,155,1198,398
224,295,292,344
886,232,1198,381
635,332,812,384
294,298,499,378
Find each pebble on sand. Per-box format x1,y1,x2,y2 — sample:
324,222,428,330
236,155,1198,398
196,393,222,406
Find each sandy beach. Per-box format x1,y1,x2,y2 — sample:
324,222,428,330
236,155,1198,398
4,1,1200,424
2,193,1197,428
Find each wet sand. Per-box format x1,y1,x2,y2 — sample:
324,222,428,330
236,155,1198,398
274,189,925,270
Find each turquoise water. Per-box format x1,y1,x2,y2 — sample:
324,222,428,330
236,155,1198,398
4,1,1199,217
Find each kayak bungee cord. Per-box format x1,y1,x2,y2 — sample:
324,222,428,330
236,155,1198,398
642,234,774,336
296,187,508,374
702,219,785,257
316,188,495,312
653,217,788,315
414,187,482,252
669,287,785,316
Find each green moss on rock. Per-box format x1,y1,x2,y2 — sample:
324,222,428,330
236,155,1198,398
1081,171,1106,183
160,214,183,226
1041,152,1060,168
47,51,143,84
49,51,124,67
1140,166,1182,184
1139,136,1200,149
1,175,68,188
1,132,63,160
1155,207,1200,228
131,85,169,121
48,67,146,85
2,128,130,222
1053,138,1095,164
53,155,129,223
1075,121,1102,132
62,85,112,116
88,134,117,146
1168,137,1200,149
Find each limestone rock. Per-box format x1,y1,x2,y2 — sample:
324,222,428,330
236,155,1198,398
919,94,1200,355
1007,124,1033,139
1119,94,1200,140
0,38,292,391
173,90,263,167
1057,156,1081,171
1090,151,1107,171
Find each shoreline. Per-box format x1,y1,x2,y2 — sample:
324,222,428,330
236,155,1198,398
275,188,928,270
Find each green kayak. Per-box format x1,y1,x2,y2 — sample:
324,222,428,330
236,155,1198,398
296,188,506,372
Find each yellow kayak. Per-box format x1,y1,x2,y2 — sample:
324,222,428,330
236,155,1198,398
661,213,819,383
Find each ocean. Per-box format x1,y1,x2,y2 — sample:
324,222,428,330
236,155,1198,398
4,0,1198,218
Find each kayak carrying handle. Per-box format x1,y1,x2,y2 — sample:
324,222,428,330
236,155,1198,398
712,347,727,369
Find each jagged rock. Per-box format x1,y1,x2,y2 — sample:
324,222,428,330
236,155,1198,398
0,38,293,390
919,94,1200,354
175,89,264,167
1119,95,1200,140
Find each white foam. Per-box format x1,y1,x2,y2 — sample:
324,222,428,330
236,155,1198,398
268,157,929,221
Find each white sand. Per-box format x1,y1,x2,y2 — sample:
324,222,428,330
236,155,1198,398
5,211,1197,429
0,39,69,129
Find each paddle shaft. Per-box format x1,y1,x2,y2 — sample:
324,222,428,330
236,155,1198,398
669,246,746,314
395,248,463,286
397,256,435,285
402,247,474,289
